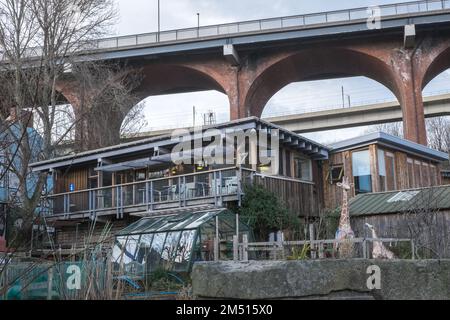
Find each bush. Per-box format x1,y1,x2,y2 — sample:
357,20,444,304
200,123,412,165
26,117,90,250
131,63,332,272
239,184,302,241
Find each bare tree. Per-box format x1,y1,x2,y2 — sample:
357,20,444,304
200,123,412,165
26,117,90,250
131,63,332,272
67,62,146,151
400,187,450,259
366,121,404,137
426,116,450,153
0,0,117,247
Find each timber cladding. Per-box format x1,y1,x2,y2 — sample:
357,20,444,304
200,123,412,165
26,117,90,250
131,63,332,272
55,219,130,249
351,210,450,258
253,175,318,218
323,144,443,211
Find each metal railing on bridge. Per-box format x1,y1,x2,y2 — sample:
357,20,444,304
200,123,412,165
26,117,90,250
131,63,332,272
94,0,450,51
2,0,450,61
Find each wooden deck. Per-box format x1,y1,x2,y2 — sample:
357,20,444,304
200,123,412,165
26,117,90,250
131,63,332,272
41,167,318,220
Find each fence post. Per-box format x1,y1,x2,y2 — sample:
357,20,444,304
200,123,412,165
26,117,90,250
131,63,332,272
47,267,54,300
243,234,249,262
411,240,415,260
233,235,239,262
309,224,316,259
277,231,284,260
318,242,324,259
363,239,367,259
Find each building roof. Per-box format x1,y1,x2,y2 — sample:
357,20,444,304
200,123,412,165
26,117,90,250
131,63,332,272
329,132,449,162
30,117,330,172
349,185,450,217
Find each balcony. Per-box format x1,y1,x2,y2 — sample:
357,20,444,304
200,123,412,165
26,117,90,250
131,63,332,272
41,168,249,220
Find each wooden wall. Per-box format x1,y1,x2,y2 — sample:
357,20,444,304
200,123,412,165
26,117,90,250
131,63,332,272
53,167,90,214
54,219,131,249
323,144,443,211
253,175,319,218
352,210,450,258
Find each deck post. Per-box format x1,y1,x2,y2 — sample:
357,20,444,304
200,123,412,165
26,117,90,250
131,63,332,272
150,181,154,211
145,181,149,205
212,171,217,207
88,190,92,217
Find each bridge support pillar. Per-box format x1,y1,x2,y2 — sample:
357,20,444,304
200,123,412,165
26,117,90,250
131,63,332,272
395,53,427,146
401,84,427,146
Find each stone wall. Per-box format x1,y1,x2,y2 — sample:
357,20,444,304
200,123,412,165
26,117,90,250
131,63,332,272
192,260,450,300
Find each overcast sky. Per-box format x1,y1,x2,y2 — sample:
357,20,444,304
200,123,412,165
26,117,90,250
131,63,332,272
113,0,450,144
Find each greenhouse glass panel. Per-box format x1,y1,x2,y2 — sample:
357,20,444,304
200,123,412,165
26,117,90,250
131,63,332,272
136,234,154,264
113,209,252,273
112,235,140,264
161,231,182,268
173,230,197,272
147,233,166,271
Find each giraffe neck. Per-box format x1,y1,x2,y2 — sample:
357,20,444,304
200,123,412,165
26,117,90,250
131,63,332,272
371,229,378,240
339,190,350,229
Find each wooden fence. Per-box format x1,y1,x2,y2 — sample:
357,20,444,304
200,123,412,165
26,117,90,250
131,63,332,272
231,235,415,261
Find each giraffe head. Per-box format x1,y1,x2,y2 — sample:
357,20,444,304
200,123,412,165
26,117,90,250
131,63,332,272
365,223,375,231
337,176,352,191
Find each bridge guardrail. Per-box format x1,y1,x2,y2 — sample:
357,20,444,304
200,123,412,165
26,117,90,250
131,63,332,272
1,0,450,61
94,0,450,51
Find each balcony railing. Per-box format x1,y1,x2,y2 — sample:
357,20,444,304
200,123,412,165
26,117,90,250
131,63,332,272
40,167,254,219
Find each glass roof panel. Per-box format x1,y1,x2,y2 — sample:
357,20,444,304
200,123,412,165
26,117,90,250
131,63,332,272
117,209,227,235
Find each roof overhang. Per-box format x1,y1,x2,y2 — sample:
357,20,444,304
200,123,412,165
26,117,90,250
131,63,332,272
330,132,449,162
30,117,330,172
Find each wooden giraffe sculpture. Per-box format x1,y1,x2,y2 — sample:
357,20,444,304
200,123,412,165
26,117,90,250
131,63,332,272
335,176,355,258
365,223,395,260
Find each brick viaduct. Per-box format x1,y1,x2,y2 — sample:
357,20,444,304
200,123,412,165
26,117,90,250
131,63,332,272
57,29,450,149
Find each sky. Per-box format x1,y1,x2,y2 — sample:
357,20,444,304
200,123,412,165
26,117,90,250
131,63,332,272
112,0,450,144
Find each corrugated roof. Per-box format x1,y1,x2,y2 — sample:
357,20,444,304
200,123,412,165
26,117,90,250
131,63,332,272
349,185,450,216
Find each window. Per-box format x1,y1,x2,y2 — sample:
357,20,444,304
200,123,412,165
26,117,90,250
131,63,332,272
330,165,344,183
407,158,415,188
421,162,430,187
430,165,437,186
352,150,372,194
387,191,420,203
285,151,291,177
414,160,422,187
294,157,312,181
385,152,396,191
378,149,387,192
135,170,147,181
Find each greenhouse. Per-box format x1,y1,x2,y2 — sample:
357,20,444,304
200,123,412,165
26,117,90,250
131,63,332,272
112,209,252,274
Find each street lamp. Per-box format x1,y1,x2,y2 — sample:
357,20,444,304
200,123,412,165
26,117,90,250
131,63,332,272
157,0,161,42
197,13,200,37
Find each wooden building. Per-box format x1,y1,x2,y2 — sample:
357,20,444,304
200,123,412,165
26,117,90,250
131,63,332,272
30,117,329,251
322,132,449,210
349,185,450,258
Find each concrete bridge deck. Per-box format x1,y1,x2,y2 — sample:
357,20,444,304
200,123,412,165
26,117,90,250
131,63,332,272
123,93,450,139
